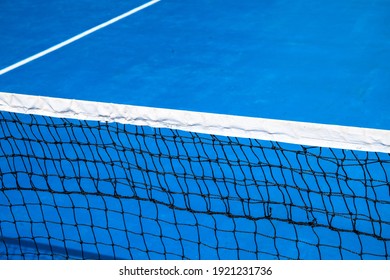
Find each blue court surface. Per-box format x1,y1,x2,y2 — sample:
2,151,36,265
0,0,389,260
1,0,390,129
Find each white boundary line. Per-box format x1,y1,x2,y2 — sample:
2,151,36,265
0,0,161,76
1,91,390,153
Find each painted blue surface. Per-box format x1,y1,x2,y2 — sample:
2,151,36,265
0,0,148,68
0,0,389,129
0,0,389,260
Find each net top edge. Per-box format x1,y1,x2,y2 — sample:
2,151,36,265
1,91,389,153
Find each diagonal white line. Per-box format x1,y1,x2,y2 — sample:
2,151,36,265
0,0,160,76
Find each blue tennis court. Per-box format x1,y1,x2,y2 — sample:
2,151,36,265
0,0,389,260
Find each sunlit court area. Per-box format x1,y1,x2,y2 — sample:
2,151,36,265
0,0,389,262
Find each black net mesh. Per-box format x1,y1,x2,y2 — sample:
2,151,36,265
0,111,389,259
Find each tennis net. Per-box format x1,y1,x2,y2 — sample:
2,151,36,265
0,92,389,260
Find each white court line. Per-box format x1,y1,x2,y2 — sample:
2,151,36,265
0,0,160,76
